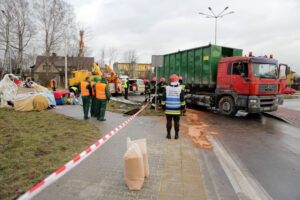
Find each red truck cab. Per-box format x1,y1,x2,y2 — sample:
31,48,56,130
216,55,289,115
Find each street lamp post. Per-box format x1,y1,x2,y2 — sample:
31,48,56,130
199,7,234,45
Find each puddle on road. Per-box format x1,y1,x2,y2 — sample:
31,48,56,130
182,109,219,150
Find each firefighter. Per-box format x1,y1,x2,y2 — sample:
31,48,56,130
79,77,92,120
50,76,57,91
144,79,150,102
150,77,157,109
124,78,129,100
90,76,99,117
179,76,188,115
94,76,110,121
161,74,185,139
157,77,167,105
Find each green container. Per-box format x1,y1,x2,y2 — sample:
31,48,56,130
159,44,243,88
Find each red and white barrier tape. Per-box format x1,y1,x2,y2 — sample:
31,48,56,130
18,102,150,200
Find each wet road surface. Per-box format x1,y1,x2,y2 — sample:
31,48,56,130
191,108,300,200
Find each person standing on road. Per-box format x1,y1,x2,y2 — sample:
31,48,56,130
150,77,157,109
79,77,92,120
90,76,99,117
124,78,129,100
157,77,167,106
94,76,110,121
50,76,57,91
144,79,150,102
161,74,185,139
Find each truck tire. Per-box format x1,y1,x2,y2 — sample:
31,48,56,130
218,96,237,116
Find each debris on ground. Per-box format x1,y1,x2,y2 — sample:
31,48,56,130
110,97,141,105
182,109,219,149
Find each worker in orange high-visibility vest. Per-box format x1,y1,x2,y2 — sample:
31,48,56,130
94,76,110,121
79,77,92,119
90,76,99,117
50,76,57,91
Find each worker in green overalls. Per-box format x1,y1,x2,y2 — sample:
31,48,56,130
90,76,99,117
94,76,110,121
79,77,92,120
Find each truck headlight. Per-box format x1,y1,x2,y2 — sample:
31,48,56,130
250,99,257,103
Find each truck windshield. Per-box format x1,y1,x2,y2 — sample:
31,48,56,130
252,63,278,79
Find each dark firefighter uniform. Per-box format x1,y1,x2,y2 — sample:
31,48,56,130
144,80,151,102
80,80,92,119
157,80,167,105
161,83,185,139
179,79,187,115
94,77,110,121
150,79,157,109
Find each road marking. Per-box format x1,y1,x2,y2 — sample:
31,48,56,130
207,135,273,200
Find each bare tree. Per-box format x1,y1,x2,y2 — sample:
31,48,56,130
9,0,35,74
0,0,14,77
123,50,138,78
108,47,118,67
34,0,74,57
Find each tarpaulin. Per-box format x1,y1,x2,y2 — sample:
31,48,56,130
0,74,18,102
53,91,70,99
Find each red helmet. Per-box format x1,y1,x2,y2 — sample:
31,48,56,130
144,79,148,84
152,77,157,82
178,76,183,81
161,77,166,82
103,73,107,77
170,74,179,82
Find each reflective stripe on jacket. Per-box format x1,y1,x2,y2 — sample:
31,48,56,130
81,81,90,96
95,83,107,100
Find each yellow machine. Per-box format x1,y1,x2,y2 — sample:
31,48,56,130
68,63,122,95
68,63,102,86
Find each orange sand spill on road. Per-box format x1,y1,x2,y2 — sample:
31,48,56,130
182,109,219,150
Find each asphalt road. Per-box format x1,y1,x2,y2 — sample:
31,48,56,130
193,107,300,200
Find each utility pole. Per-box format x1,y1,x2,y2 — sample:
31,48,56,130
199,7,234,45
64,36,68,89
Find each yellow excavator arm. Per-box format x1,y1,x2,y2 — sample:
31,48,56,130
93,63,102,77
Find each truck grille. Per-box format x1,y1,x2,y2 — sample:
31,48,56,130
259,95,276,107
259,84,277,93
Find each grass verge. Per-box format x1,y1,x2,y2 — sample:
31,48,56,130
107,101,165,116
0,109,101,200
283,94,299,99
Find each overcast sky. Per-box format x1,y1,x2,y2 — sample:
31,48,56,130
66,0,300,74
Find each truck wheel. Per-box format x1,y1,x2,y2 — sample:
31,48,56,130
218,96,237,116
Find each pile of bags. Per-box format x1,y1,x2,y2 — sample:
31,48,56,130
124,137,149,190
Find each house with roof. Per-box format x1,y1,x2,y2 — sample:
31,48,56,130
31,53,94,87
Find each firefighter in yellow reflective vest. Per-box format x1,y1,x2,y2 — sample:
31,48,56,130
161,74,185,139
80,77,92,120
94,76,110,121
90,76,99,117
124,78,129,100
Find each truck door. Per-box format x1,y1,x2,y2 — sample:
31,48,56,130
278,64,288,94
231,62,250,95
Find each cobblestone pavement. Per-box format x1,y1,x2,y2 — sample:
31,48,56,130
33,105,166,200
33,105,207,200
267,107,300,127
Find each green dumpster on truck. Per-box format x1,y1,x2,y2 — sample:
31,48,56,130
157,44,242,89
